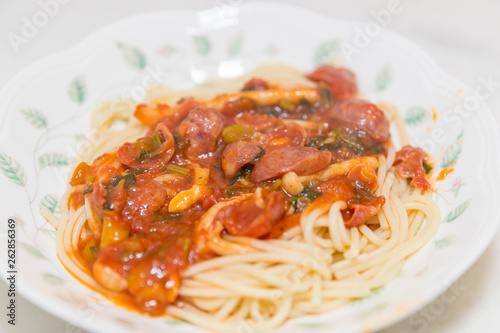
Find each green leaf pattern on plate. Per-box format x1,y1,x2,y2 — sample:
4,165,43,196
158,44,178,58
405,106,430,125
40,194,60,215
117,43,147,69
74,133,85,141
441,131,463,168
68,76,86,104
165,318,186,326
444,199,471,222
350,287,384,306
228,34,244,57
450,176,464,197
435,236,456,249
314,40,341,65
42,273,63,285
21,109,47,129
263,43,279,56
0,152,26,186
10,215,25,232
20,242,45,259
375,65,392,91
41,229,58,240
193,35,210,56
38,153,71,169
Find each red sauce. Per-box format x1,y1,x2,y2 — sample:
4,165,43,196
394,146,431,190
436,167,453,181
67,65,430,315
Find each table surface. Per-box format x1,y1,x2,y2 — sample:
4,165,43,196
1,0,499,332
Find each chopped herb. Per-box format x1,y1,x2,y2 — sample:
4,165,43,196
229,165,252,185
86,175,95,185
318,142,342,151
287,187,322,212
89,246,98,253
328,129,341,139
279,100,295,112
225,187,239,197
216,137,222,148
134,136,162,161
166,164,190,176
242,85,258,92
256,103,289,118
103,202,114,210
341,136,365,152
300,187,323,201
173,133,186,150
212,163,222,170
305,135,328,147
151,133,163,149
188,176,194,183
423,161,433,175
153,212,182,221
222,124,255,143
82,188,93,195
299,97,311,106
352,180,377,203
252,146,265,162
319,81,333,107
271,179,282,191
368,143,384,155
271,105,284,117
326,129,366,153
137,149,154,163
296,98,319,118
287,196,312,213
287,196,299,211
157,245,167,257
111,171,140,189
225,187,252,197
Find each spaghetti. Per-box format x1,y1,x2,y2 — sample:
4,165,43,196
53,64,440,331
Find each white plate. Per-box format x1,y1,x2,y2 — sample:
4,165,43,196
1,2,499,332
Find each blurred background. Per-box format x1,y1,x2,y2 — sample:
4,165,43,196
0,0,499,332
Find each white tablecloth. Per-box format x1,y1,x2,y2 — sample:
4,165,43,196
1,0,499,332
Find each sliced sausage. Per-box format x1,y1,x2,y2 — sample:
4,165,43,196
251,146,331,183
316,176,385,228
177,106,226,164
161,97,201,131
235,113,281,130
394,145,431,190
330,99,390,142
242,77,270,91
221,98,255,117
344,203,384,228
258,122,307,150
134,103,170,127
222,141,262,178
116,122,175,172
121,174,168,228
307,65,358,99
216,189,285,238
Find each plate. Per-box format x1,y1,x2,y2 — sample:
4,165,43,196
1,2,499,332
